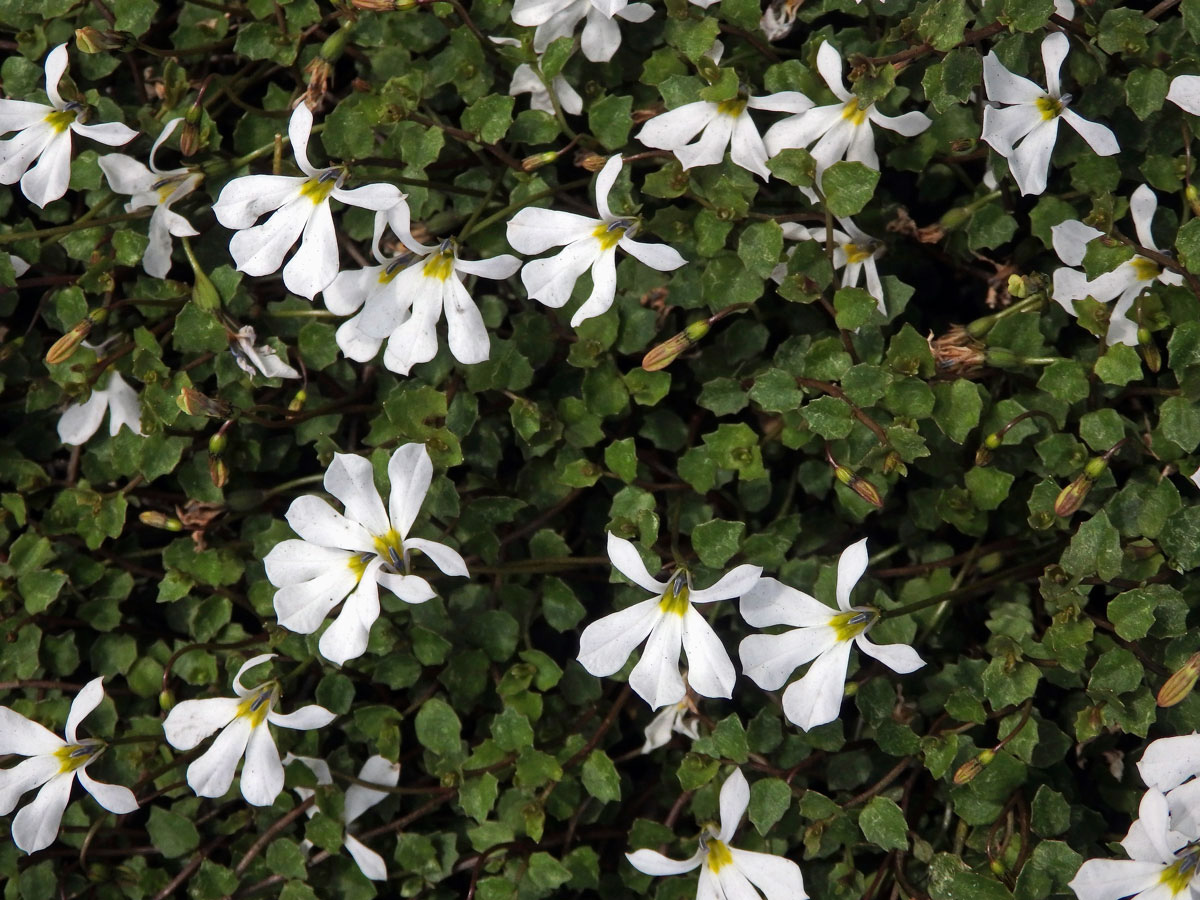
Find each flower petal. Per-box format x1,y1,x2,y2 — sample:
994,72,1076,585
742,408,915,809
1129,184,1159,251
0,99,53,135
982,52,1046,105
266,705,336,730
289,104,318,177
730,848,807,900
638,102,716,152
333,182,405,212
577,596,663,677
455,253,521,280
233,654,277,697
1138,734,1200,792
274,566,360,635
11,772,74,853
580,7,621,62
229,197,311,277
739,627,839,691
680,608,736,699
748,91,813,115
0,754,61,817
324,265,380,316
381,278,441,375
606,532,666,592
443,273,491,365
1066,859,1167,900
763,103,843,157
265,541,358,587
406,537,469,578
595,154,623,221
1009,119,1060,196
0,708,66,756
240,723,284,806
344,756,400,824
1168,74,1200,116
344,833,389,880
387,443,432,538
318,560,383,665
626,848,704,876
65,677,105,743
285,495,376,553
836,538,869,611
618,236,686,272
506,207,598,255
717,767,749,842
729,113,771,179
1061,109,1119,156
522,239,601,310
325,453,390,538
1040,32,1069,99
376,572,437,604
815,41,852,101
867,108,930,137
690,564,762,604
163,698,242,750
781,640,853,731
97,153,153,196
630,611,686,709
0,122,56,186
186,715,252,798
103,372,142,436
213,175,306,230
70,121,137,147
570,244,618,327
57,389,108,446
1051,219,1103,267
676,112,735,171
77,767,138,814
21,129,72,208
855,636,925,674
283,197,339,299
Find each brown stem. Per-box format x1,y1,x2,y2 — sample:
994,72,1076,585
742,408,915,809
234,796,314,876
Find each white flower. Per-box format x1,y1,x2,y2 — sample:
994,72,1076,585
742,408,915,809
1050,185,1182,346
285,754,400,880
638,89,812,180
162,654,336,806
57,369,143,446
0,43,137,208
641,695,700,754
980,32,1119,197
510,0,654,63
738,539,924,731
230,325,300,380
1139,734,1200,796
1168,75,1200,116
775,219,885,313
343,208,521,374
763,42,930,188
10,255,29,277
263,443,467,666
0,677,138,854
627,768,807,900
1055,0,1075,17
577,532,761,709
507,155,687,326
212,104,406,300
1191,466,1200,491
511,64,583,116
1068,788,1200,900
98,118,202,278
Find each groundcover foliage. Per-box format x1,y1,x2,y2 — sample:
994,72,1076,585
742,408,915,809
3,0,1200,898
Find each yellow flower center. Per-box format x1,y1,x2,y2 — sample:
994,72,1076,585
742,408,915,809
843,242,873,264
1160,857,1196,896
716,98,747,118
841,99,868,126
152,173,189,202
706,839,734,872
1035,96,1063,121
830,607,879,642
45,109,77,133
54,740,104,773
299,171,339,205
658,571,691,617
593,220,628,251
423,247,456,282
235,683,278,727
1130,256,1159,281
374,529,406,571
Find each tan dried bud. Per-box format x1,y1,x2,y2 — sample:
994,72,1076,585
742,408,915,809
178,387,231,419
304,58,333,111
179,122,200,157
352,0,398,8
139,511,183,531
953,749,995,785
833,464,883,508
641,319,710,371
928,326,987,378
209,455,229,488
1053,474,1094,518
1158,653,1200,707
76,27,130,53
1139,333,1161,373
45,309,106,365
576,152,608,172
522,151,559,172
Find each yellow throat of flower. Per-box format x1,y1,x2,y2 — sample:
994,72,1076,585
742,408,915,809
706,839,734,873
423,244,456,282
1160,855,1197,896
236,683,279,727
1130,256,1160,281
841,99,868,126
152,173,190,202
658,570,691,617
843,242,873,264
593,220,630,251
830,607,879,642
1035,95,1063,121
45,108,78,133
55,739,104,773
299,169,340,205
716,98,747,118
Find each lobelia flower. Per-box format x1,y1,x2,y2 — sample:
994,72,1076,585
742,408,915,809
1068,788,1200,900
510,0,653,63
507,155,687,326
230,325,301,380
162,654,336,806
738,539,924,731
763,41,930,189
641,692,700,755
1050,185,1182,347
263,443,467,666
341,206,521,374
627,768,807,900
0,43,137,208
57,368,143,446
212,104,405,300
774,219,886,313
638,88,812,181
489,38,583,116
285,753,400,880
577,532,762,709
0,677,138,853
97,118,202,278
980,32,1119,197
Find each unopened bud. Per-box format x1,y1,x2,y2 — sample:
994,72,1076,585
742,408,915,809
45,308,106,365
192,268,220,311
179,122,200,157
577,152,607,172
1054,473,1094,518
159,689,175,711
319,23,352,62
1188,184,1200,217
75,27,131,53
975,431,1003,466
209,455,229,488
882,450,903,475
1138,329,1161,373
953,749,995,785
208,432,228,455
1084,456,1109,479
1007,273,1029,299
288,388,307,413
522,151,560,172
938,206,971,230
990,859,1005,875
140,511,183,531
353,0,413,8
178,386,231,418
642,319,710,371
1158,652,1200,707
833,465,883,508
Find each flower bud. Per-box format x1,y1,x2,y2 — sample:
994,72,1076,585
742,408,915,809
140,511,183,531
319,24,352,62
833,465,883,508
159,689,175,711
1053,474,1094,518
304,58,333,110
1188,184,1200,217
209,455,229,489
990,859,1006,875
1007,273,1029,299
642,319,710,371
288,388,307,412
938,206,971,230
953,749,995,785
45,308,106,365
178,387,231,418
577,152,608,172
208,432,228,456
1158,652,1200,707
522,151,560,172
1139,329,1161,373
75,27,132,53
192,267,221,312
179,122,200,157
1083,456,1109,480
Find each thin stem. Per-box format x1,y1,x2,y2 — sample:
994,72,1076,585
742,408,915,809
0,210,148,246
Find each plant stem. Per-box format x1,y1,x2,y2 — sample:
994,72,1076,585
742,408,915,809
0,210,147,246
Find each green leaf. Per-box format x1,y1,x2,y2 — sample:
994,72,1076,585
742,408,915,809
766,148,815,187
146,806,201,858
821,162,879,217
918,0,972,52
932,380,983,443
1126,68,1170,120
414,697,462,758
1161,506,1200,570
581,750,621,802
737,221,784,280
1061,511,1123,582
859,796,909,851
691,519,746,568
748,778,792,835
461,95,515,145
589,94,634,151
834,287,878,330
1094,344,1142,386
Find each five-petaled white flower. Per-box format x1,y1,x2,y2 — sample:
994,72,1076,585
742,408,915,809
263,443,467,666
285,753,400,881
97,118,201,278
641,693,700,755
344,207,521,374
212,104,405,300
490,39,584,117
0,43,137,208
627,768,807,900
763,41,930,188
738,539,924,731
162,654,336,806
510,0,653,63
507,155,687,326
980,32,1119,197
577,532,761,710
0,677,138,854
638,89,812,181
230,325,301,380
1068,788,1200,900
57,368,143,446
1051,185,1182,347
775,219,886,313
